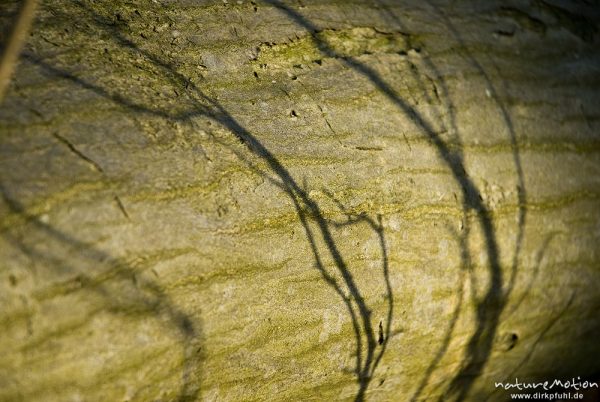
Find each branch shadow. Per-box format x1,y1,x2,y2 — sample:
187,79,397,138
0,184,203,402
424,0,528,300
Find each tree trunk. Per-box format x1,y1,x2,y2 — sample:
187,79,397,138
1,0,599,401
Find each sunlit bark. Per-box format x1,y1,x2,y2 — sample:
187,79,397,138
0,1,599,401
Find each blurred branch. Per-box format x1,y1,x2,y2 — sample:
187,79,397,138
0,0,38,104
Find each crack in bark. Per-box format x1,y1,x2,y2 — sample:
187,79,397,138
52,132,104,173
113,195,130,219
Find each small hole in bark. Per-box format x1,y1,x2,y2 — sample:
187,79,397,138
506,332,519,351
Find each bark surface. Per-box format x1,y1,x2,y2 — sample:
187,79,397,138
0,0,599,401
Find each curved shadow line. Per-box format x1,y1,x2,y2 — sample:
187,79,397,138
425,4,528,400
425,1,527,299
323,190,394,383
0,184,202,402
504,233,557,319
373,0,464,159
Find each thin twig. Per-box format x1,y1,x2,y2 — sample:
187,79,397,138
0,0,38,104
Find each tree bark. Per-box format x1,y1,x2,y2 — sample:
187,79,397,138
0,0,599,401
